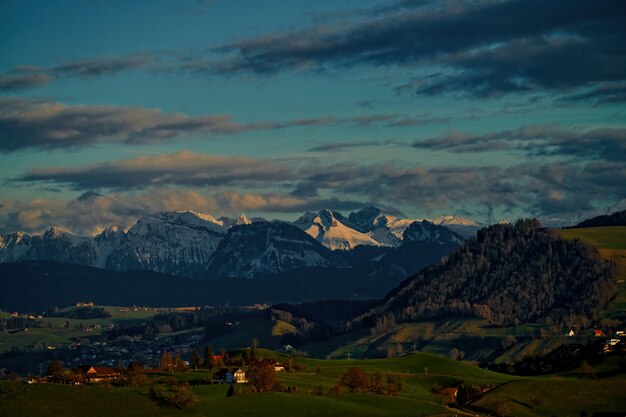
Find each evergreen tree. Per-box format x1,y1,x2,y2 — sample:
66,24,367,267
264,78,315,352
203,345,214,369
191,350,201,370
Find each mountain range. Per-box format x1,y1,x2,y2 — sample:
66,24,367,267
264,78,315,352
0,206,471,279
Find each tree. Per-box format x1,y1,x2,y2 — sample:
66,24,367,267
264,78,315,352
47,360,66,379
191,350,201,370
150,378,197,409
385,374,404,396
339,366,369,393
369,372,384,394
126,362,148,387
247,360,276,392
174,355,188,372
203,345,214,369
160,351,173,372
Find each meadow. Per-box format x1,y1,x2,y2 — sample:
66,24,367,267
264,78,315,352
1,350,624,417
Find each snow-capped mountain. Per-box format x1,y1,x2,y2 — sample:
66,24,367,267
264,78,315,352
0,227,101,266
402,220,464,245
293,209,381,250
205,222,333,278
428,215,482,238
348,206,417,247
0,207,473,279
0,211,230,277
105,211,227,277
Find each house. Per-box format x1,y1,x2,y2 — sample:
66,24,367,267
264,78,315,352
76,366,120,383
274,362,285,372
568,330,575,337
233,368,248,384
440,387,458,402
76,301,94,307
594,329,605,337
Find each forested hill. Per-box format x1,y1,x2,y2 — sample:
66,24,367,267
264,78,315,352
569,209,626,228
350,219,615,329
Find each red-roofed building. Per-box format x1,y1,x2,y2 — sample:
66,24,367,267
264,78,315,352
76,366,121,383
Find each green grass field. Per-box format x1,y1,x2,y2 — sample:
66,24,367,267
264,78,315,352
1,350,624,417
0,306,167,353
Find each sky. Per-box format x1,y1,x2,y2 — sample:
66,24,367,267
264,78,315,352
1,0,625,235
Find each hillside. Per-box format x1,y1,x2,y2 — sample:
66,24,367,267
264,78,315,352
568,209,626,228
351,220,615,329
1,351,624,417
0,262,402,311
557,226,626,322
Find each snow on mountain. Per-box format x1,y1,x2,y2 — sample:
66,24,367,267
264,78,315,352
428,215,482,238
0,227,100,266
206,221,333,278
293,209,381,250
402,220,464,245
234,214,252,225
106,211,227,277
0,231,32,262
348,206,418,247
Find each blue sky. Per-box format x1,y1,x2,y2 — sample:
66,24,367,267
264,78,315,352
1,0,625,235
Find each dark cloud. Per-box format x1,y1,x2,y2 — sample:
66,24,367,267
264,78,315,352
413,125,626,161
0,54,154,91
307,139,406,152
16,151,293,190
210,0,625,98
0,98,246,151
52,55,152,78
558,82,626,105
8,151,626,231
0,98,448,152
0,72,52,91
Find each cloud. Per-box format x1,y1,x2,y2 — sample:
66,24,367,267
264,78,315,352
0,97,246,152
209,0,625,98
5,155,626,234
0,55,154,91
51,55,152,78
16,151,293,190
307,139,406,152
0,72,52,91
0,97,448,152
0,189,368,236
558,81,626,105
413,124,626,160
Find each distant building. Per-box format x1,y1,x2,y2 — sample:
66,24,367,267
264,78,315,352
76,301,94,307
568,330,575,337
233,368,248,383
76,366,120,383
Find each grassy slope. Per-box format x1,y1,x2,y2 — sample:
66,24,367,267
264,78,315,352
0,306,165,353
557,226,626,320
1,350,624,417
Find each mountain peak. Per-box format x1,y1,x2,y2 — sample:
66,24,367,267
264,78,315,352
234,214,251,225
294,209,380,250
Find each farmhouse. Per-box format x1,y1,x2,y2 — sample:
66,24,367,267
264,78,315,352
76,365,120,383
76,301,95,307
440,387,458,402
233,368,248,383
